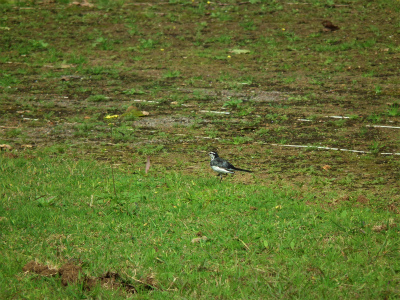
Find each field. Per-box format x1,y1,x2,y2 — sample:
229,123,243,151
1,0,400,298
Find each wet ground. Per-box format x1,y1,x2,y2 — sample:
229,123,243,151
1,0,399,206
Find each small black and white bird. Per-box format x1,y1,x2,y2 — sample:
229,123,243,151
208,151,252,181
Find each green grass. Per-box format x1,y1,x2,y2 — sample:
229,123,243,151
1,1,400,297
1,154,399,299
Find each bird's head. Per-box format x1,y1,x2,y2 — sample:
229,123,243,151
208,151,219,160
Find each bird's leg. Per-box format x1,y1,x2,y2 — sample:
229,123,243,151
219,174,223,182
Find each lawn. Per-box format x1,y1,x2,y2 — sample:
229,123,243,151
1,0,400,298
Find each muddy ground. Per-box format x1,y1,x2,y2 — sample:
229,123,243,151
0,0,399,206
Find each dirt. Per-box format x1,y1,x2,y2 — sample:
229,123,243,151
22,260,145,294
1,0,400,205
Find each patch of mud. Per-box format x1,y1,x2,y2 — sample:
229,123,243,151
22,261,158,294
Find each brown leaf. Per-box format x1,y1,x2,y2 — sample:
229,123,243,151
70,0,94,7
0,144,12,150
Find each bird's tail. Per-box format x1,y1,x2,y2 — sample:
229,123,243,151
234,168,252,173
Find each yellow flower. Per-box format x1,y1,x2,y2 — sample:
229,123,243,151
282,28,286,31
161,48,164,51
227,55,231,58
104,115,119,119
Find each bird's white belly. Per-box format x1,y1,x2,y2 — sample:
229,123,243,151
212,166,234,174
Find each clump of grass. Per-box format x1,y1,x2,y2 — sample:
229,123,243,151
369,141,384,155
122,88,146,95
163,70,181,79
223,98,242,109
387,103,400,117
5,128,22,138
87,94,108,102
136,144,165,155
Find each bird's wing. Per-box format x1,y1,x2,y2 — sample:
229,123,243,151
216,158,235,170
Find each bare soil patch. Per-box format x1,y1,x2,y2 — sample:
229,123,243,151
1,0,399,205
22,260,154,294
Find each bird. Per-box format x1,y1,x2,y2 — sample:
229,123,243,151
208,151,252,182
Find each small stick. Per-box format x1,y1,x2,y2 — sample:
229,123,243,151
235,237,250,251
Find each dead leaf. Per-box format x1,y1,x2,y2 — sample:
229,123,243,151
70,0,94,7
0,144,12,150
142,111,150,116
21,144,34,149
322,165,331,171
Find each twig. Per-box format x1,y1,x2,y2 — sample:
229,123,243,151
122,271,160,290
167,276,178,291
235,237,250,251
